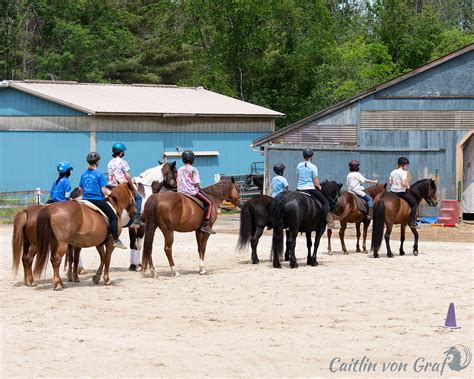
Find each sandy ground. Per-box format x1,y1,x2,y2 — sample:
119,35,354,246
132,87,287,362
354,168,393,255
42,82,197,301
1,216,473,377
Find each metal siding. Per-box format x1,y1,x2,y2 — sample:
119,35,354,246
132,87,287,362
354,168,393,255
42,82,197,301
96,132,266,186
0,116,90,131
0,88,84,116
0,131,89,191
360,94,474,111
377,50,474,98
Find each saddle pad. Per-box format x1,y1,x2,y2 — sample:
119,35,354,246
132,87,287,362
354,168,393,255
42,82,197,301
179,193,205,210
75,199,114,224
350,192,368,213
298,191,323,210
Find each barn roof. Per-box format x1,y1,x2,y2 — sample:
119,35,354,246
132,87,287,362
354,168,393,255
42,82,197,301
1,81,283,118
252,43,474,147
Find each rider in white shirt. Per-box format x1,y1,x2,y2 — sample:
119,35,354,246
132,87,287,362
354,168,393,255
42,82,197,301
389,157,418,228
346,160,378,220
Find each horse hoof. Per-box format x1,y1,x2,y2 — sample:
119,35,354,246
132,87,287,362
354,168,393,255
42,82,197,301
373,253,379,258
387,253,394,258
273,263,281,269
199,269,206,275
284,256,290,262
290,262,298,269
328,251,333,255
53,284,63,291
174,271,181,277
92,276,100,285
252,259,259,264
356,249,361,253
362,250,368,254
73,278,80,283
413,250,419,256
400,251,406,256
104,279,111,286
343,251,349,255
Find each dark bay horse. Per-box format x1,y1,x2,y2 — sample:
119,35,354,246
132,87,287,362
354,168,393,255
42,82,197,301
34,182,136,289
237,194,274,264
328,183,386,255
371,179,437,258
245,174,264,194
271,181,342,269
141,179,240,277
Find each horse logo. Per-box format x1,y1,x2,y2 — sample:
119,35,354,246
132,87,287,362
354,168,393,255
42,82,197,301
444,345,472,371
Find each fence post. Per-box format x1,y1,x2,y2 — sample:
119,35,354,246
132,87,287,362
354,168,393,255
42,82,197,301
36,188,41,205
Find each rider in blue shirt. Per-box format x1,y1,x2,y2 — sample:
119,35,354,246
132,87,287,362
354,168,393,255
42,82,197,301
296,148,336,229
271,164,289,197
47,161,73,203
79,152,126,249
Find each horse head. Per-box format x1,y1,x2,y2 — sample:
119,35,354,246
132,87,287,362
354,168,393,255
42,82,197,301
204,177,241,207
411,179,438,206
321,181,343,210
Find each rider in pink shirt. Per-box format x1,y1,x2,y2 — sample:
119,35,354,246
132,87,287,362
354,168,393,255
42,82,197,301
177,150,215,234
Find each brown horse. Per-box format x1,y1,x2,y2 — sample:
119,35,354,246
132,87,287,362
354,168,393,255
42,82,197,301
371,179,437,258
141,178,240,277
34,182,136,289
327,183,386,255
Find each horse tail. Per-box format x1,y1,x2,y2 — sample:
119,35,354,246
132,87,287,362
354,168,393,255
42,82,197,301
34,207,54,279
12,210,27,275
371,199,385,254
142,196,158,273
271,197,285,264
237,201,254,250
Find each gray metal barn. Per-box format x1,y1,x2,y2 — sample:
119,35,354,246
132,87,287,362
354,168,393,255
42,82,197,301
252,44,474,218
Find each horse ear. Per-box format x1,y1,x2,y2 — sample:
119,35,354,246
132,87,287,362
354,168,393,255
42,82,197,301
338,183,343,189
158,160,163,165
325,179,328,182
171,161,176,168
231,176,235,183
383,183,387,189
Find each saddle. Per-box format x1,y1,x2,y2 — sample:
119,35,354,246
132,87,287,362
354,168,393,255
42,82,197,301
349,192,368,213
74,199,115,224
179,193,205,210
297,190,323,210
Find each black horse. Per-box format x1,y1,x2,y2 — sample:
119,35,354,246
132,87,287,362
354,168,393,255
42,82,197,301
271,181,342,268
245,174,264,194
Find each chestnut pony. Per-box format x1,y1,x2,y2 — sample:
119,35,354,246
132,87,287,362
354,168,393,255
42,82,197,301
327,183,386,255
141,178,240,277
371,179,437,258
34,182,135,289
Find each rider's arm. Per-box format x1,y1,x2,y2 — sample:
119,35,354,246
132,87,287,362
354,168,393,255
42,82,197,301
313,177,321,191
402,177,410,189
101,187,108,197
365,179,378,184
124,171,137,193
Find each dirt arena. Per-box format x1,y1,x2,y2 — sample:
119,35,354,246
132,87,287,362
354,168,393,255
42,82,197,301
1,217,473,377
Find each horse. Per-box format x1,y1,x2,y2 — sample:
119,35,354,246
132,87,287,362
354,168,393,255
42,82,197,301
141,178,240,277
34,182,136,289
271,181,342,269
237,194,273,264
371,179,437,258
327,183,386,255
11,187,83,286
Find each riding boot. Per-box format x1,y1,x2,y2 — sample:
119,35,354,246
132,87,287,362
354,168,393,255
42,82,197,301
326,213,337,230
113,239,127,249
409,207,418,228
201,220,216,234
132,216,145,228
367,207,373,221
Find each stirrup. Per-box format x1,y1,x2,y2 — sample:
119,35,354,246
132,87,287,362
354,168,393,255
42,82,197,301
201,225,216,234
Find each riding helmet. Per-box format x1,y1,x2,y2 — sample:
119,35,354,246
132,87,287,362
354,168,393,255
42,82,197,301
348,160,360,167
397,156,409,166
182,150,195,164
112,142,127,155
303,148,314,158
273,163,285,176
57,161,73,173
86,151,101,164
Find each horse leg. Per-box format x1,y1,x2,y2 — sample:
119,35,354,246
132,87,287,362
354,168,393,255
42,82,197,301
196,230,211,275
384,223,394,258
362,220,370,254
340,221,348,254
164,230,178,277
288,230,298,269
51,242,68,290
103,242,114,285
93,244,106,285
67,245,74,282
250,225,264,264
410,225,419,256
72,247,81,282
306,232,313,265
22,245,36,286
310,224,326,266
284,229,290,261
399,225,406,256
327,228,333,255
354,222,361,253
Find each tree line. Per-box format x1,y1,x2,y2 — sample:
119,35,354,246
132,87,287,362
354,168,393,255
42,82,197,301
1,0,472,127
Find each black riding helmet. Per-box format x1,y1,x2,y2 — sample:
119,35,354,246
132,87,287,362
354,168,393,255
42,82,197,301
398,157,409,166
87,151,101,164
303,148,314,159
273,163,285,176
182,150,195,164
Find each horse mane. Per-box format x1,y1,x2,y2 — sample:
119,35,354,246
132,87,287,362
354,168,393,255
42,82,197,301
203,181,234,198
410,179,435,200
108,182,132,209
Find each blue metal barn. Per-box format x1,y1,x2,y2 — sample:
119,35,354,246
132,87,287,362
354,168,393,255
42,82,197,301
0,82,282,192
253,45,474,217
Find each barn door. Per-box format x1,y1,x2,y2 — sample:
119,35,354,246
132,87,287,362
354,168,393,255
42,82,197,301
462,135,473,217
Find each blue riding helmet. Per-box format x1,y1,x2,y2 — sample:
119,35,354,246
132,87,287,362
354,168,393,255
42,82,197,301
112,143,127,152
57,161,73,173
